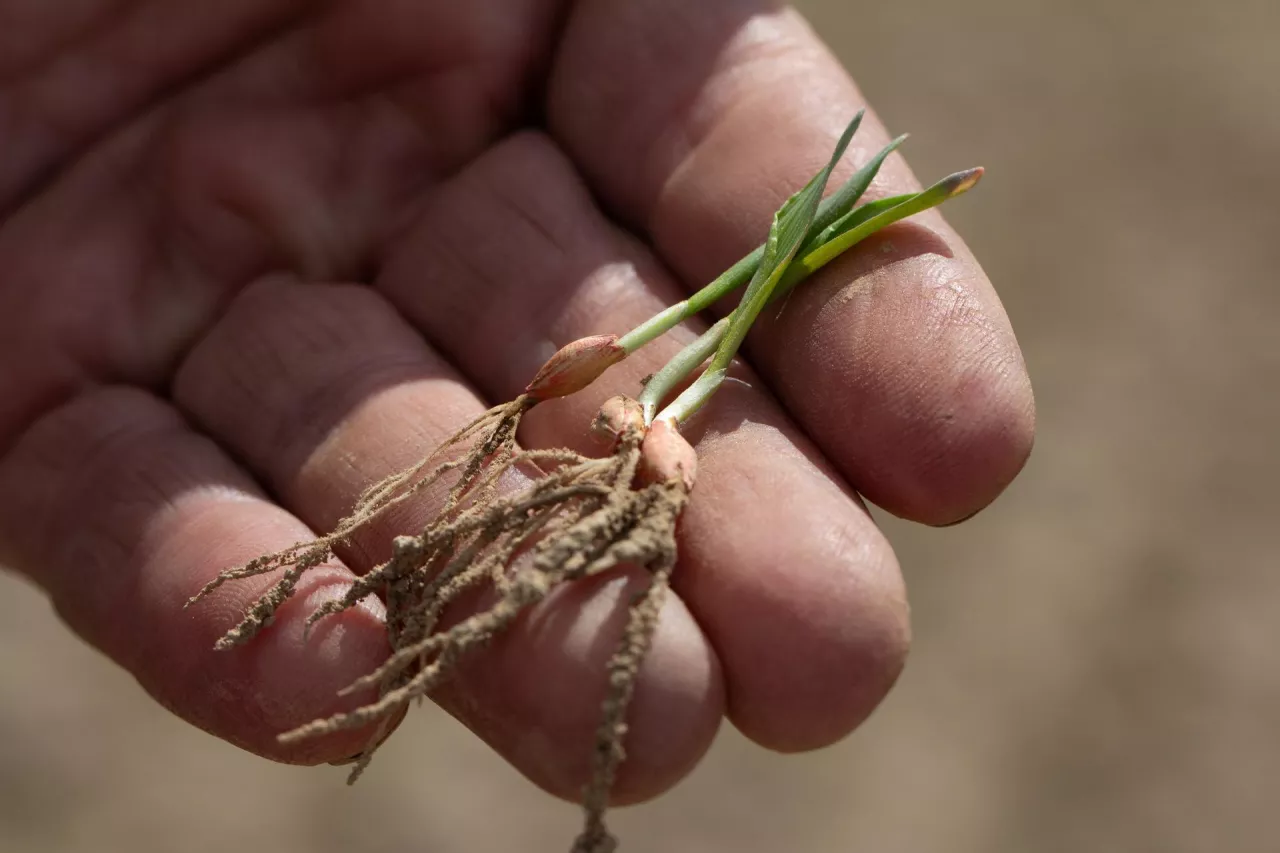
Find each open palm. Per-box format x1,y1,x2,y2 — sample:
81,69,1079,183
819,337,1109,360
0,0,1034,803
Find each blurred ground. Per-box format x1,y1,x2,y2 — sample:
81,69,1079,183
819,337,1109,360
2,1,1278,851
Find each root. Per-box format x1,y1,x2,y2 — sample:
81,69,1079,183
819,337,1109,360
572,566,672,853
184,395,534,642
574,484,685,853
191,392,697,852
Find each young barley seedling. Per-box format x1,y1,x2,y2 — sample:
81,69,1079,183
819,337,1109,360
187,112,982,851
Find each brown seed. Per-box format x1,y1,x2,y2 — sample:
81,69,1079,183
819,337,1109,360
526,335,627,400
638,420,697,492
591,396,645,448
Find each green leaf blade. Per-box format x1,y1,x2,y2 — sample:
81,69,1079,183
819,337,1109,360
707,115,861,374
809,132,908,241
777,166,984,295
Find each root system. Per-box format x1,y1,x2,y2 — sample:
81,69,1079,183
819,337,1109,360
188,394,692,849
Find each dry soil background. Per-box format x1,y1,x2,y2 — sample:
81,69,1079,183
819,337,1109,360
2,1,1278,852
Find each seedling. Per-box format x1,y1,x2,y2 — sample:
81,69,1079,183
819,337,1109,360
187,112,982,852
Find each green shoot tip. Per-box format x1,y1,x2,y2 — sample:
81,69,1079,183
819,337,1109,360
945,166,984,196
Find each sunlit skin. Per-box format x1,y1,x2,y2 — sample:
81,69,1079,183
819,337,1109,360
0,0,1034,806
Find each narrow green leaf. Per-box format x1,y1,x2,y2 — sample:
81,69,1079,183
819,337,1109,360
806,133,908,242
776,167,984,297
705,116,859,375
804,192,915,257
767,194,916,310
618,113,909,355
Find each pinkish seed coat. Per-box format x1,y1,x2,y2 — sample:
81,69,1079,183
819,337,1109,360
592,395,645,447
525,335,627,400
640,420,697,492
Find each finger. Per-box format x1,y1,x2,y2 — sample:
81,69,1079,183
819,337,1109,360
548,1,1035,525
172,276,723,803
375,131,910,752
174,275,480,561
0,386,390,764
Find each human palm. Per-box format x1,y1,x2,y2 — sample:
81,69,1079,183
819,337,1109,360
0,0,1034,803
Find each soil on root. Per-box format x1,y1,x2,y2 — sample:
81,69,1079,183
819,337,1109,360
187,395,692,851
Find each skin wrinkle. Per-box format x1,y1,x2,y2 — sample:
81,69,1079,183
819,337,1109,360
649,16,886,253
266,355,435,480
0,0,311,211
39,395,187,578
159,106,354,282
111,83,450,412
5,389,231,662
400,133,639,399
480,159,584,385
0,0,130,78
174,279,461,493
623,10,825,230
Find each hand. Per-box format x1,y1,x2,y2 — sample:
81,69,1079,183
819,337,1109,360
0,0,1034,803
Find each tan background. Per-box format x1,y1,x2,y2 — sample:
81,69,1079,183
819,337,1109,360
3,1,1278,851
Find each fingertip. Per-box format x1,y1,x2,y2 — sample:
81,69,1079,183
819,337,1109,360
871,341,1037,528
720,533,912,754
245,577,395,765
762,240,1037,528
156,557,397,766
435,568,725,805
670,407,913,755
